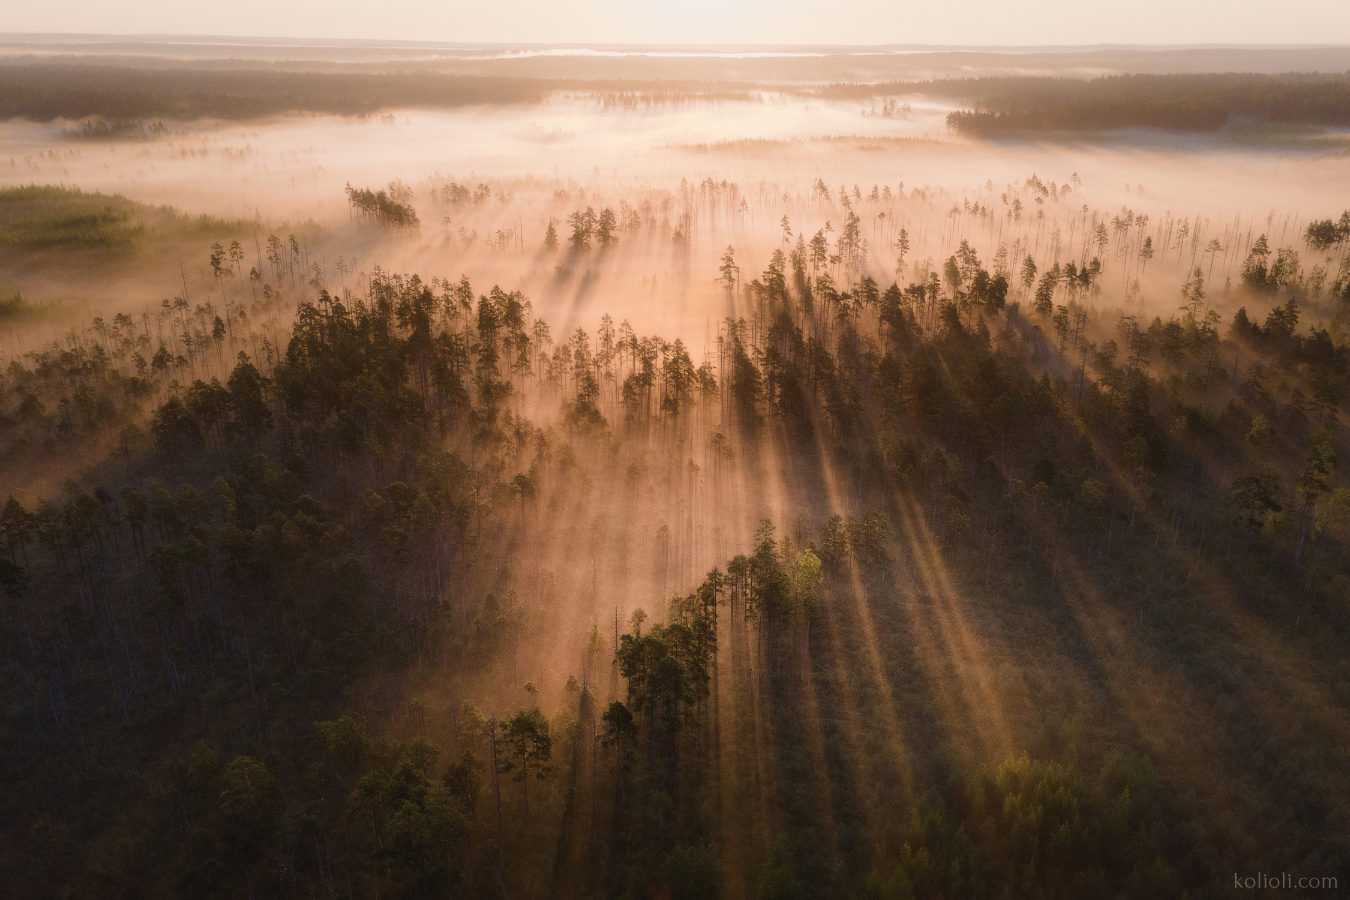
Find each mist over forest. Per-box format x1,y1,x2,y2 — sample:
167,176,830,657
1,37,1349,900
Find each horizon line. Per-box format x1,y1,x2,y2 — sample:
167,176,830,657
3,34,1350,53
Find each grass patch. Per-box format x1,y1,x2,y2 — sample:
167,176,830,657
0,185,252,250
0,185,146,248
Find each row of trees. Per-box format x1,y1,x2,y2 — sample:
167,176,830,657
345,181,419,229
554,205,640,251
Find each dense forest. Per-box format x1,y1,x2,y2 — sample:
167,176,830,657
0,64,774,124
6,64,1350,137
1,185,1349,900
0,65,550,122
935,73,1350,133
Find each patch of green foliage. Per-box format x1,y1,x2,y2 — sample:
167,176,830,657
0,185,251,250
0,185,146,248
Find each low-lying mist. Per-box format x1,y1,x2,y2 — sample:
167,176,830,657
2,57,1349,900
4,92,1346,337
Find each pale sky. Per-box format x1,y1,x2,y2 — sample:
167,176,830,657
6,0,1350,48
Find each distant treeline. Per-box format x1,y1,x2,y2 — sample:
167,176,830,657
60,118,171,140
931,73,1350,133
12,66,1349,132
0,65,549,121
586,90,763,109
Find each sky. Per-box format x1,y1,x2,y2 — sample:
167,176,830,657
5,0,1350,48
